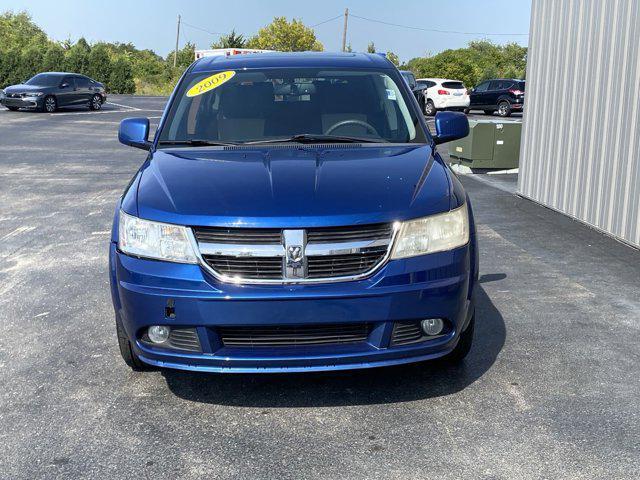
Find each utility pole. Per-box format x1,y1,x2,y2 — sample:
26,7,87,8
174,14,181,67
341,8,349,52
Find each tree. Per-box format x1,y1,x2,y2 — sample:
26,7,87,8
109,56,135,94
18,44,43,81
65,38,91,74
42,43,65,71
247,17,323,51
87,43,112,84
75,37,91,53
405,40,526,87
0,11,49,52
166,42,195,71
367,41,376,53
211,29,246,49
386,51,400,67
0,48,22,86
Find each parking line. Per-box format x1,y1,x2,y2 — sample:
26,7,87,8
50,108,164,117
51,109,131,116
105,101,140,110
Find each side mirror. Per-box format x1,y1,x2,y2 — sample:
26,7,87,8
119,117,151,150
433,111,469,145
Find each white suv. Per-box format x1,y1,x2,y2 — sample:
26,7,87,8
417,78,470,116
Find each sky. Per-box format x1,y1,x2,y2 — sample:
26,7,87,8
2,0,531,61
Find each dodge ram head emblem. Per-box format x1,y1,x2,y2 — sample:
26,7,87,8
283,229,306,279
287,245,303,264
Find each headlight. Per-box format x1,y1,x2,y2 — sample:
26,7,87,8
391,204,469,259
118,210,198,263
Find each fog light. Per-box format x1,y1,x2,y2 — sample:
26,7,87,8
421,318,444,336
148,325,170,343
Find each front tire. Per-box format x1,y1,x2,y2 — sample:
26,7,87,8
425,100,437,117
89,94,102,111
444,314,474,363
115,316,149,371
497,101,512,117
463,108,470,114
43,95,57,113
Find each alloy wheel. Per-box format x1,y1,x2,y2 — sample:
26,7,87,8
425,102,435,116
45,97,56,112
92,95,102,110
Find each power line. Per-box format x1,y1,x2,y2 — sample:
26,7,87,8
350,13,529,36
180,25,190,45
311,14,343,28
182,14,342,38
181,20,223,37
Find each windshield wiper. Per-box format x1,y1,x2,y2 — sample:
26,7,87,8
244,134,385,145
158,139,239,147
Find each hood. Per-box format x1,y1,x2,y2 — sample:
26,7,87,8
134,145,452,228
5,84,47,94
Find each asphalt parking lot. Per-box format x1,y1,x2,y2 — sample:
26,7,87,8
1,96,638,479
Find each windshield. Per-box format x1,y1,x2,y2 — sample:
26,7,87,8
25,74,61,87
158,68,427,145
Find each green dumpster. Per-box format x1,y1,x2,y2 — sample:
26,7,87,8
448,119,521,170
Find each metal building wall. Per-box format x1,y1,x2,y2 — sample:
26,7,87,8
519,0,640,248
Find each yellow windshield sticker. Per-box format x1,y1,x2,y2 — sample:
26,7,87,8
186,71,236,97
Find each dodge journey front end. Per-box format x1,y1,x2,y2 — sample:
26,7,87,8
109,52,478,373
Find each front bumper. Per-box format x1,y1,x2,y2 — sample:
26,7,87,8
1,96,43,109
110,240,477,373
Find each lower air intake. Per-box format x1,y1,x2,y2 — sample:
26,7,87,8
391,321,427,346
218,323,372,347
391,320,449,346
141,327,202,352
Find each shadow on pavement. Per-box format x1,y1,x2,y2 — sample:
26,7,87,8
163,284,506,407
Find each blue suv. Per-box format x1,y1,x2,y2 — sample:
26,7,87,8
110,52,478,373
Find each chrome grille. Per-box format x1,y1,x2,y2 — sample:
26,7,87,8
202,255,282,279
307,224,393,243
307,247,388,278
218,323,372,347
194,227,281,244
193,223,394,284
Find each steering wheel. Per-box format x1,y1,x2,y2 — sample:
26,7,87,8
325,119,380,137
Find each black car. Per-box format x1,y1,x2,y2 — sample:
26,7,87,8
399,70,428,113
0,72,107,112
467,79,525,117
